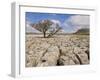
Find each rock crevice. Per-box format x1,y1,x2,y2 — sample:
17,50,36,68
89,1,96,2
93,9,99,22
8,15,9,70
26,35,89,67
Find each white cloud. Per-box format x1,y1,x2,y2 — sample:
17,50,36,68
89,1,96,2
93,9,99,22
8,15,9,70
51,19,61,25
63,15,90,33
68,15,89,28
26,21,40,33
50,19,61,30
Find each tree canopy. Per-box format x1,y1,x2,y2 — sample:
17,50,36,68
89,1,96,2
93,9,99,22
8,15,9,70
32,19,62,38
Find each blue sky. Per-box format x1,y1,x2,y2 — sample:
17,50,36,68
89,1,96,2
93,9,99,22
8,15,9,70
26,12,74,24
26,12,89,33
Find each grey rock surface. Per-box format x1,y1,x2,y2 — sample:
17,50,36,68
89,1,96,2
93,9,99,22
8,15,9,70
26,35,89,67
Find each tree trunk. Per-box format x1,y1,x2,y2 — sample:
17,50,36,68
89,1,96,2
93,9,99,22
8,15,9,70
43,31,46,38
47,28,61,38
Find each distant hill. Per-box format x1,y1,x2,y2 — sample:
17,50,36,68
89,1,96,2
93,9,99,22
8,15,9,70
74,28,89,35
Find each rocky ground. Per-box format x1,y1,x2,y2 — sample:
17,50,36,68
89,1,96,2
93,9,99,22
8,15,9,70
25,34,89,67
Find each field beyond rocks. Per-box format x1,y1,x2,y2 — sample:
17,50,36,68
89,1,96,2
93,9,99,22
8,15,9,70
25,34,89,67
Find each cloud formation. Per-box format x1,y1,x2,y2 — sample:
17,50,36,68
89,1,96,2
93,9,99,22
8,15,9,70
63,15,90,33
26,15,90,33
51,19,61,25
26,21,40,33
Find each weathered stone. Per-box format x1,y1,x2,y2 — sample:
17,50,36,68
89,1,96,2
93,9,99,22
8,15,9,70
26,55,37,67
77,53,89,64
26,34,89,67
58,56,76,65
37,46,60,66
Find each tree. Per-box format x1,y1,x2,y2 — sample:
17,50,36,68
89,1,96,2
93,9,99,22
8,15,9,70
32,19,62,38
32,20,52,38
47,24,62,38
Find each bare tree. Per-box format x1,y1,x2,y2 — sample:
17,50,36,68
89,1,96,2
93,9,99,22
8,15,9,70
47,24,62,38
32,20,62,38
32,20,53,38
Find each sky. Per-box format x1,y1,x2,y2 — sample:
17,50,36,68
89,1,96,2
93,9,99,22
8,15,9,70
26,12,90,33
